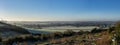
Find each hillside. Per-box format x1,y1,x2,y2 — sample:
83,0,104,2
0,22,30,38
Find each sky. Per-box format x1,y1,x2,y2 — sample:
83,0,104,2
0,0,120,21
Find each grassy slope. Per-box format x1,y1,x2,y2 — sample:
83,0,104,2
0,22,30,34
36,31,113,45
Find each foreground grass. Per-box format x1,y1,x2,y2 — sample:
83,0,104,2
1,28,114,45
36,31,112,45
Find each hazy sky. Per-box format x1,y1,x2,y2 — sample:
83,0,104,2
0,0,120,21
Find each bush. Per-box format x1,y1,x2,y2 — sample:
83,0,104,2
63,30,75,37
53,32,63,38
91,28,97,33
109,27,115,33
0,37,1,42
40,34,48,41
115,22,120,42
77,30,84,35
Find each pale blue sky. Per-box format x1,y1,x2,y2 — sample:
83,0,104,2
0,0,120,21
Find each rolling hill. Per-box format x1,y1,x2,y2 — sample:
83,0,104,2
0,21,30,38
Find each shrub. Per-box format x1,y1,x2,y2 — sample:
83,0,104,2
53,32,63,38
108,27,115,33
115,22,120,43
77,30,84,35
0,37,1,42
63,30,75,37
